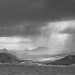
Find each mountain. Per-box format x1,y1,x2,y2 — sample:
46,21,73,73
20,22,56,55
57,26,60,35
42,55,75,65
0,52,20,64
0,49,75,66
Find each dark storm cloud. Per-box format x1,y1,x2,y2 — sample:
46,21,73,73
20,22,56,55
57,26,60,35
0,0,75,24
0,22,46,36
0,0,75,36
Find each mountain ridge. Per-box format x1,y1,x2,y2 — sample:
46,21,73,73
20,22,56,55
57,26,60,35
39,55,75,65
0,49,75,66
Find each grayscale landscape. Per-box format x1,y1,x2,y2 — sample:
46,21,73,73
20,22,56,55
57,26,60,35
0,0,75,75
0,52,75,75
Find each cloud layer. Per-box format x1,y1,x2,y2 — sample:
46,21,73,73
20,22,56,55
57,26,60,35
0,0,75,25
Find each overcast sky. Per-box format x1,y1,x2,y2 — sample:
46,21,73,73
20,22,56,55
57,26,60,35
0,0,75,60
0,0,75,36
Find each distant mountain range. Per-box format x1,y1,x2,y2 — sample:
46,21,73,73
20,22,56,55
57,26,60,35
0,49,75,65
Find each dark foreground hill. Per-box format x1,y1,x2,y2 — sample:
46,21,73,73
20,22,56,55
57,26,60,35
0,52,20,64
41,55,75,65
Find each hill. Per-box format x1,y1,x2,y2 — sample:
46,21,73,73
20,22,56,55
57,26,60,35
42,55,75,65
0,52,20,64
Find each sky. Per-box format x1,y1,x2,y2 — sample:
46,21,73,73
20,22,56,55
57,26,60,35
0,0,75,35
0,0,75,60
